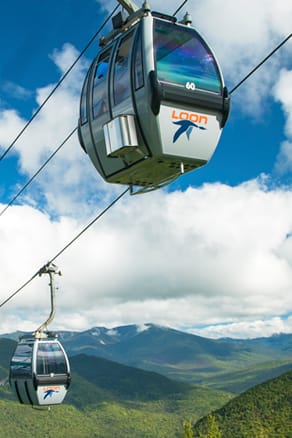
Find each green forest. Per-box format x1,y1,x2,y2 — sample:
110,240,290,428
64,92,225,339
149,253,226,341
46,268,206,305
1,333,292,437
0,386,229,438
1,365,292,437
192,370,292,438
0,347,231,438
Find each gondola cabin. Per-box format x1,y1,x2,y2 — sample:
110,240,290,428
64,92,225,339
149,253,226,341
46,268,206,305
9,334,71,406
78,5,230,192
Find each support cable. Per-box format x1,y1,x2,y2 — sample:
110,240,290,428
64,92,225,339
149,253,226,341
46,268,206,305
0,186,129,308
0,4,119,162
0,11,291,310
0,127,77,218
173,0,188,17
2,32,290,215
230,33,292,94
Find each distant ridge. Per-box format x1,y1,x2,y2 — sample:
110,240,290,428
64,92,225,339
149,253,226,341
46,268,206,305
1,324,292,392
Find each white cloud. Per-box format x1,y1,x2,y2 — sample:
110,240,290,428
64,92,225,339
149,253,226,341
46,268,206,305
1,81,32,101
274,140,292,174
274,69,292,136
0,109,26,145
190,316,292,339
0,43,107,218
273,69,292,174
1,2,292,339
1,181,292,336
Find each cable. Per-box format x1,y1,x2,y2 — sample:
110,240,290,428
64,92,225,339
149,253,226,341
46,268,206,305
0,10,290,310
173,0,188,17
49,186,130,263
0,186,130,308
0,127,77,218
0,4,119,214
229,33,292,94
0,4,119,162
0,271,40,310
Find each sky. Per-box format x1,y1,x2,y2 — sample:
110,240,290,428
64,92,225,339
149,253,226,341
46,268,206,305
0,0,292,339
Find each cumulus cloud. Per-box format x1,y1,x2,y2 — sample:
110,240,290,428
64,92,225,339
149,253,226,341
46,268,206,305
0,43,107,218
1,2,292,338
273,69,292,174
1,81,32,101
0,109,26,145
191,316,292,339
1,181,292,335
274,69,292,135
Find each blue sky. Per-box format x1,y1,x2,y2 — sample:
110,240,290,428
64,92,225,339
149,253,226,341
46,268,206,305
0,0,292,339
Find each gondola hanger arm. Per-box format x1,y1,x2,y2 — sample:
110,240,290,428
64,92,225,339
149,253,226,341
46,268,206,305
34,262,62,337
117,0,139,14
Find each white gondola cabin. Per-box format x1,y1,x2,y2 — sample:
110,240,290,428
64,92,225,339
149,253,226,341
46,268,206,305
10,334,71,406
78,4,230,192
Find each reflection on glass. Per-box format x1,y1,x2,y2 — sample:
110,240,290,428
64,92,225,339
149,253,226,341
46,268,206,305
80,71,89,124
133,31,144,90
10,343,33,378
154,19,221,93
93,50,111,118
36,342,67,375
113,32,133,105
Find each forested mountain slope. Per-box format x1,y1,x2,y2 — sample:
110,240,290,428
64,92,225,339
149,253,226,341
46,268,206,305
0,341,232,438
193,369,292,437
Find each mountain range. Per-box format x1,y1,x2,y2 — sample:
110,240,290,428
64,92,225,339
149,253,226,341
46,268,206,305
1,323,292,393
0,336,232,437
1,324,292,436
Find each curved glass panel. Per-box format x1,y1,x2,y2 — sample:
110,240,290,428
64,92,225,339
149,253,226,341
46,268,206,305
36,342,67,375
133,30,144,90
113,32,133,105
10,343,33,378
154,19,222,93
93,49,111,118
80,69,90,125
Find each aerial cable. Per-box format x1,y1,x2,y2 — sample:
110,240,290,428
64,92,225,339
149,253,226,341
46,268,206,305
0,127,77,218
0,4,119,162
0,186,129,309
49,186,130,264
0,271,40,310
0,12,290,308
229,33,292,94
172,0,188,17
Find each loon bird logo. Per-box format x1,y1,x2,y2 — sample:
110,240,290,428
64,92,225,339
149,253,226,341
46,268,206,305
43,389,59,400
173,120,207,143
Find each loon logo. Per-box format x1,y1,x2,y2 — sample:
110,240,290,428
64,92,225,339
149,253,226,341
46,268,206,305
43,388,59,400
172,120,207,143
171,110,208,143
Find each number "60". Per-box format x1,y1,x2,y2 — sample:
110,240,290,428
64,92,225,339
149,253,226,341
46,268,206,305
186,82,196,91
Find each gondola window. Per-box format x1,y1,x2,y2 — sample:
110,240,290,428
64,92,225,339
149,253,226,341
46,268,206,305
153,19,222,94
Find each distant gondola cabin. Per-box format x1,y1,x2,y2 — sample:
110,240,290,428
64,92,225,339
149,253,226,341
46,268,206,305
10,335,71,406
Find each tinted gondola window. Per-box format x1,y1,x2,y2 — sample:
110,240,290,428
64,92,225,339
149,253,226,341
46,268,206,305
93,49,111,118
36,342,67,375
113,32,133,105
80,70,89,125
154,19,221,93
10,343,33,378
133,30,144,90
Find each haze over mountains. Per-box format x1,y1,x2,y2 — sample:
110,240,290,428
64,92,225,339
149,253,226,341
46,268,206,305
1,324,292,436
1,323,292,393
